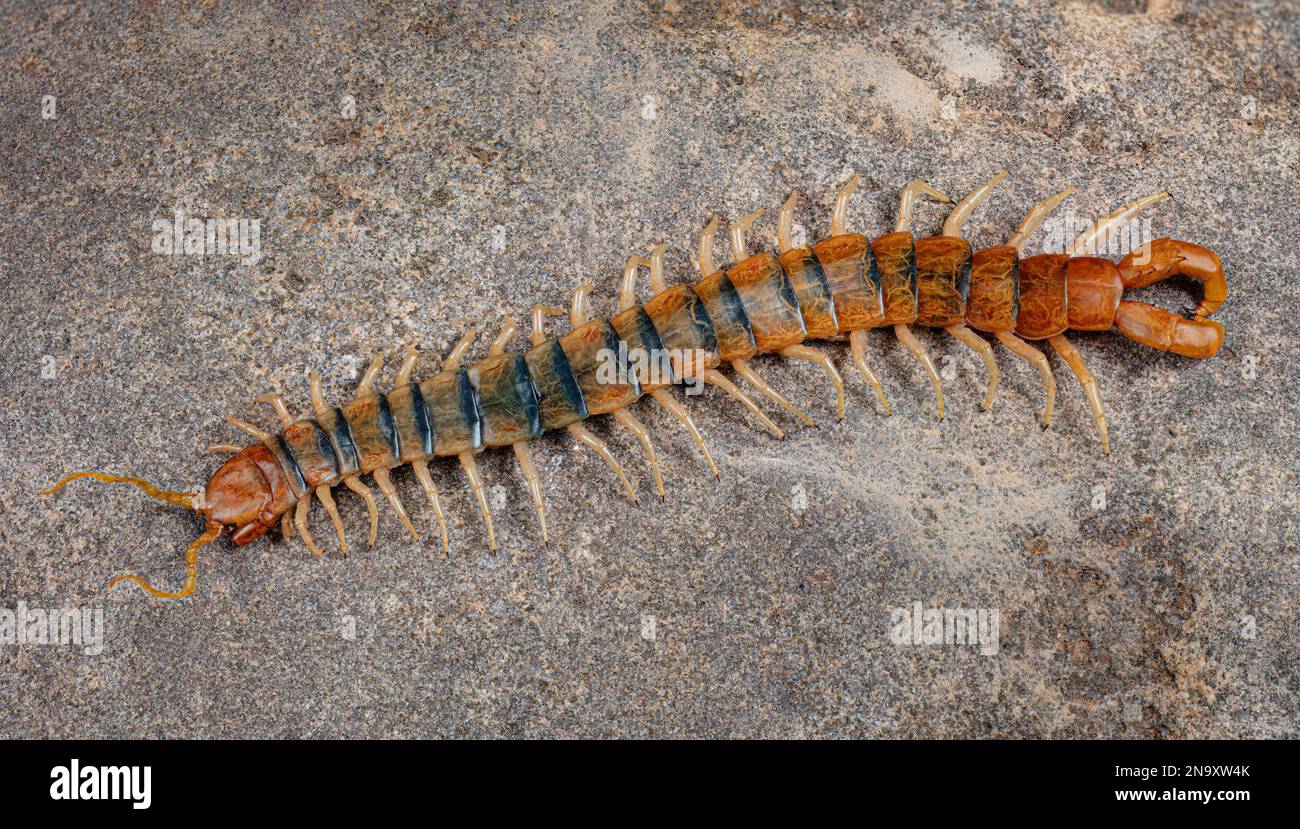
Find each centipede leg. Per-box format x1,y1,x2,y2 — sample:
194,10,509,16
702,369,784,439
612,408,665,500
731,359,814,427
254,394,295,427
995,331,1056,427
315,484,348,556
1068,192,1169,257
309,371,330,416
206,443,243,454
343,476,380,547
372,467,419,541
1048,334,1110,455
567,423,638,504
848,330,892,415
944,324,1001,411
294,493,322,557
893,324,945,420
650,389,719,479
395,343,419,386
458,451,498,551
357,353,385,395
779,344,846,420
411,460,450,556
511,442,549,544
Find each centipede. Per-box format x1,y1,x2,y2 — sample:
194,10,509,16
45,172,1228,599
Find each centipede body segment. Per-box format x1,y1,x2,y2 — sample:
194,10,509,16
45,173,1229,599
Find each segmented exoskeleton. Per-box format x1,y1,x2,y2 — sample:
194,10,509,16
47,173,1228,598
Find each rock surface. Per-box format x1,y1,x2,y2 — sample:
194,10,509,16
1,0,1296,737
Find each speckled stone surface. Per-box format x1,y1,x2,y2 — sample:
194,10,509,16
1,0,1296,738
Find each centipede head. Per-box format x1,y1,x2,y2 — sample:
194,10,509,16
44,443,295,599
204,443,294,545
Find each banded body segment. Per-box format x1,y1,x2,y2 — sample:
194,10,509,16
559,319,641,416
420,369,482,456
642,283,719,378
1015,253,1070,340
726,252,807,352
1065,257,1123,331
385,383,434,463
811,233,884,332
914,235,972,328
693,271,757,362
524,338,588,431
871,231,919,325
280,419,340,488
341,393,401,474
610,305,673,392
469,353,542,447
778,248,839,339
267,436,307,498
966,244,1020,332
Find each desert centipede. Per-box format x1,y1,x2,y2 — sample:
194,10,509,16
45,172,1228,599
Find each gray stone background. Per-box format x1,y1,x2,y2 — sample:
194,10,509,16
1,0,1296,738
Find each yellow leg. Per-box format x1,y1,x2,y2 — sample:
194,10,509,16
1068,192,1169,257
309,371,330,416
944,324,1001,411
373,467,418,540
893,324,945,419
1048,334,1110,455
444,329,477,371
357,354,384,396
994,331,1056,428
731,359,814,427
1007,188,1075,253
895,180,952,233
512,442,549,544
612,408,665,500
314,484,347,556
651,389,719,479
702,369,784,439
395,343,419,386
206,443,243,454
848,330,891,415
294,493,322,557
255,394,294,427
942,171,1008,237
779,343,846,420
343,476,379,547
458,451,497,551
567,423,638,504
281,510,294,540
412,460,450,556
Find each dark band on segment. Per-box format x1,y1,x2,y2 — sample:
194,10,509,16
693,270,756,362
274,434,308,495
524,337,589,431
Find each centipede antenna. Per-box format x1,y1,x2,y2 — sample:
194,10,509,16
831,173,859,237
108,519,223,599
44,471,197,510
